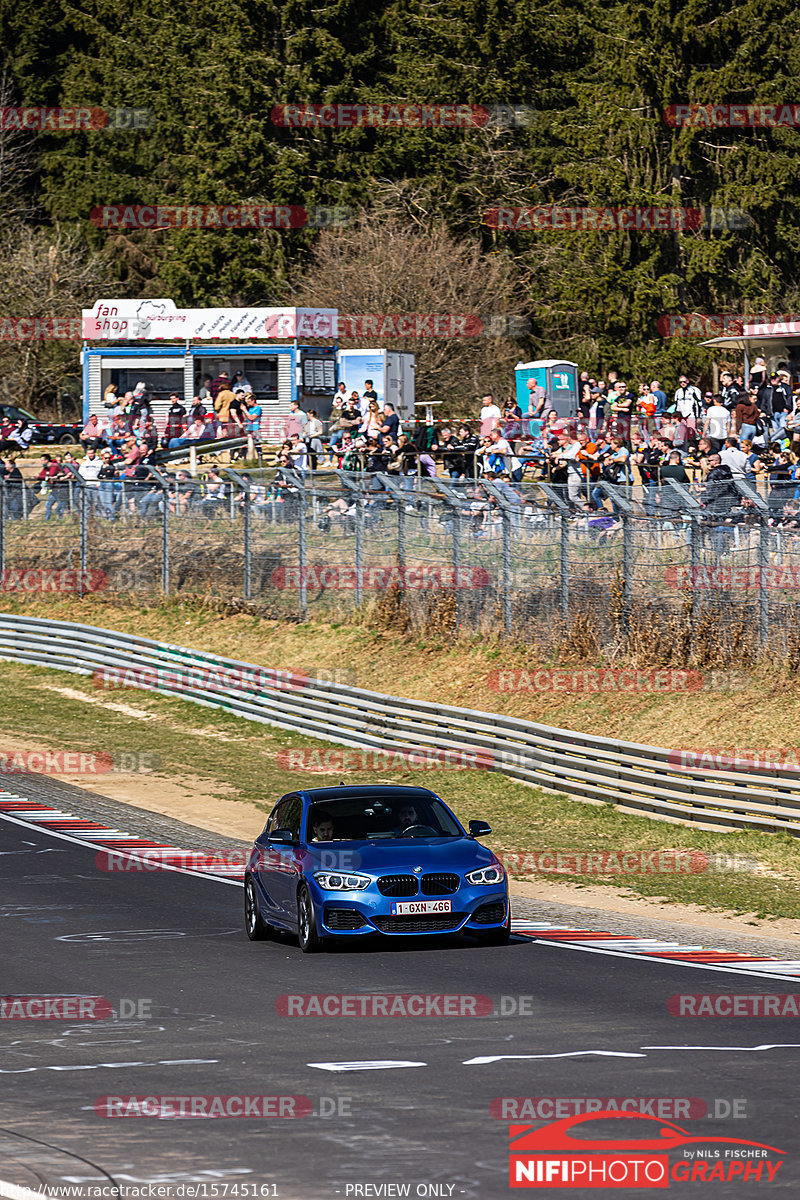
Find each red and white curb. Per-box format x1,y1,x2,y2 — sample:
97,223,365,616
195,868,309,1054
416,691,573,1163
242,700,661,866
512,920,800,979
0,792,245,883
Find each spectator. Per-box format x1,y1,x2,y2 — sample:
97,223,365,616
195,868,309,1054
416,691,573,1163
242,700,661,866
550,429,583,508
659,449,690,485
380,401,400,445
479,394,502,437
173,470,200,515
720,370,743,410
526,377,549,420
733,387,764,444
702,395,731,452
168,418,206,450
0,419,32,454
673,375,703,434
2,456,25,519
609,380,634,443
363,380,379,407
80,414,105,450
360,400,383,442
454,423,480,479
201,469,227,517
502,397,523,443
188,395,207,423
306,410,324,469
720,436,748,479
79,446,102,511
210,371,230,401
244,392,262,445
214,379,237,434
97,450,119,518
163,394,187,447
232,369,251,394
650,380,667,419
286,399,308,441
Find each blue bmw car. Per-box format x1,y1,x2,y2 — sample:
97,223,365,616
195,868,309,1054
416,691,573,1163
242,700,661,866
243,784,510,951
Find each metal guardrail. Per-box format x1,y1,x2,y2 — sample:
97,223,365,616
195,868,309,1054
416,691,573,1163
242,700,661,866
0,612,796,837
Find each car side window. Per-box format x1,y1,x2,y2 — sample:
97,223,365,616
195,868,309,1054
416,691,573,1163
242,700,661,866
281,795,303,842
265,799,290,837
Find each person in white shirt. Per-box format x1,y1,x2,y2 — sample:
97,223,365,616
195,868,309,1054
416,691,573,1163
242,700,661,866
702,399,730,451
78,447,103,511
552,430,584,505
479,394,502,437
720,437,748,478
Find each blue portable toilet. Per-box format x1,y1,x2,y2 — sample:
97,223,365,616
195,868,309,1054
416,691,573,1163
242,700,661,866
515,359,578,418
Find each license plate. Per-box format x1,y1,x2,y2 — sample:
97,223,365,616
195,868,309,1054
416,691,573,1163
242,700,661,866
390,900,452,915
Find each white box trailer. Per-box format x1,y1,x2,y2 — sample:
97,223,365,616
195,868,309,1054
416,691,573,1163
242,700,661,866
336,349,415,417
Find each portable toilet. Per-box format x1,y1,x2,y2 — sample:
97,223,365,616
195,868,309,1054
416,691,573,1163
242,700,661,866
515,360,578,418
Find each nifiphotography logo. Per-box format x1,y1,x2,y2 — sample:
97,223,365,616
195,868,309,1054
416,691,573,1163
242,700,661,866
508,1111,785,1187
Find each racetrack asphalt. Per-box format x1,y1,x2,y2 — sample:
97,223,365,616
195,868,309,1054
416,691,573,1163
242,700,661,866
1,776,799,1198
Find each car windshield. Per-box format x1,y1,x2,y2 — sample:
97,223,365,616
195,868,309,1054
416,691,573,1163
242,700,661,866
306,796,464,841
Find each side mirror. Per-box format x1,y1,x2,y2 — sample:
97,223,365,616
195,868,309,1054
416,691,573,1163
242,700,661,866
469,820,492,837
268,828,294,844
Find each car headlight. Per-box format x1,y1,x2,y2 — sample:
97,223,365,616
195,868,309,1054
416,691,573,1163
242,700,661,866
465,864,505,886
313,871,371,891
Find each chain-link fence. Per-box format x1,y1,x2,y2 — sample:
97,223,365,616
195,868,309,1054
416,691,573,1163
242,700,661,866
2,466,799,658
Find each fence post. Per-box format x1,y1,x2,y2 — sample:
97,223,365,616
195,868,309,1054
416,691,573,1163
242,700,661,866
759,514,769,648
143,466,173,595
532,480,570,623
621,512,633,634
224,468,252,601
354,487,364,608
730,478,770,650
298,477,307,619
560,511,569,622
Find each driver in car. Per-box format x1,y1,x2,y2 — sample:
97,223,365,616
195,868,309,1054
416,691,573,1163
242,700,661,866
395,803,421,835
311,812,336,841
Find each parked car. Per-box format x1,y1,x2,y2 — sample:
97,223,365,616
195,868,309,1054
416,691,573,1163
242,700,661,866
243,784,510,951
0,404,81,445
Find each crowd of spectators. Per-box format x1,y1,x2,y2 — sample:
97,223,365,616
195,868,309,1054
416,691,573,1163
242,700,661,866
3,362,800,536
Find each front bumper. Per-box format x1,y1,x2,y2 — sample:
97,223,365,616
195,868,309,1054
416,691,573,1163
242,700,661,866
313,883,509,937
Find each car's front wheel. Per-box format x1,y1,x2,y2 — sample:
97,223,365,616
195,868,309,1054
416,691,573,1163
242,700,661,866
58,433,77,445
244,875,271,941
297,884,324,953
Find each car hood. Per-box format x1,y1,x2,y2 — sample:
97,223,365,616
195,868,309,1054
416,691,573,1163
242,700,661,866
301,837,499,876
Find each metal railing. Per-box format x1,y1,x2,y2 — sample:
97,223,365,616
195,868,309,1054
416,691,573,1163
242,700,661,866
0,612,799,836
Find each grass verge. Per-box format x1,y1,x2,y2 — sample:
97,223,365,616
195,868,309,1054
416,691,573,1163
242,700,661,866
2,657,800,920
